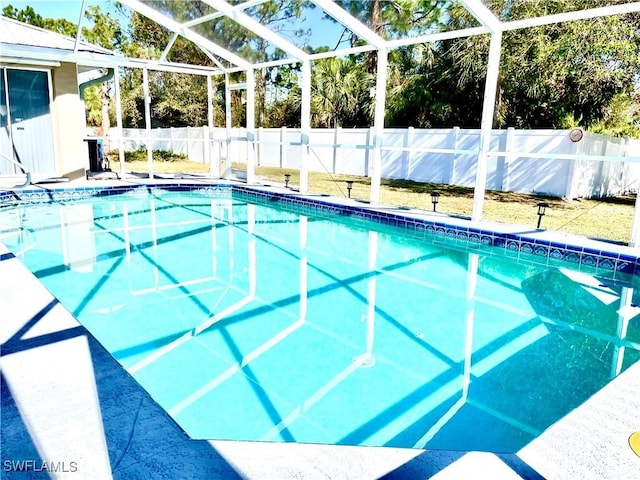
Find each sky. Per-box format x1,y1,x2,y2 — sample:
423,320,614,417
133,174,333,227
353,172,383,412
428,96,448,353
4,0,120,23
3,0,347,53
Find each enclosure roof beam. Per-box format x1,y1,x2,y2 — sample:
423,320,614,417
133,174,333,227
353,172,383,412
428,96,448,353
70,51,221,75
311,0,386,49
309,44,376,61
159,32,178,62
180,35,228,71
73,0,87,55
119,0,251,69
386,26,489,49
202,0,309,61
457,0,502,33
196,47,227,71
181,0,270,28
502,2,640,31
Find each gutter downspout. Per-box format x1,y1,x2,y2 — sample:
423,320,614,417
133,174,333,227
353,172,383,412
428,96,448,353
79,67,114,99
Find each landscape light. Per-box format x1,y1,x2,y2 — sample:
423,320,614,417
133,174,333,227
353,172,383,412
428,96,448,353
536,202,549,228
431,192,440,212
346,180,354,198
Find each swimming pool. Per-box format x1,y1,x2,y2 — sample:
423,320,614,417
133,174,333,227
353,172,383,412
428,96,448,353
1,184,639,453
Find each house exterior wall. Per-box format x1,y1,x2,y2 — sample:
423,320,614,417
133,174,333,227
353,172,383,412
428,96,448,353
51,62,87,179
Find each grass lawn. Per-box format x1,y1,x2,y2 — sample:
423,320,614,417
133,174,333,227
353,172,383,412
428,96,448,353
123,159,636,244
124,159,211,174
250,165,636,245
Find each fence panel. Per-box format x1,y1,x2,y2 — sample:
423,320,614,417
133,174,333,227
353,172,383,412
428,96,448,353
258,128,281,167
381,129,406,179
284,128,302,169
109,126,638,198
335,129,370,176
308,128,334,172
404,128,456,184
507,130,572,195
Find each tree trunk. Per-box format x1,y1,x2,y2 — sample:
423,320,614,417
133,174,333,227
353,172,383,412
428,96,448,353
101,82,111,152
256,67,266,127
365,0,384,74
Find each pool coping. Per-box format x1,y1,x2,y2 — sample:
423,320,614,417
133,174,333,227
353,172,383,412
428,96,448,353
2,178,639,282
1,178,640,478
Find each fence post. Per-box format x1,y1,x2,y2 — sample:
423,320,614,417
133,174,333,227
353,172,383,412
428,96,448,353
203,125,210,170
563,130,580,198
257,127,263,166
333,126,340,174
597,134,610,197
622,136,633,193
404,126,414,179
185,126,190,160
281,126,287,168
449,126,460,184
365,126,374,176
501,127,515,191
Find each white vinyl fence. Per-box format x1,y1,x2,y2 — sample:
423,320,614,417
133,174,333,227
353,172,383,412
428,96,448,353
110,126,640,198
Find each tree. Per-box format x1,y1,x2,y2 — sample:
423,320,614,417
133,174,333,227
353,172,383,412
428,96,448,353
263,63,303,127
5,1,639,136
1,4,77,36
592,92,640,138
311,57,373,127
131,0,308,127
319,1,444,127
332,1,444,72
80,5,127,141
244,0,309,127
435,0,640,131
119,10,221,128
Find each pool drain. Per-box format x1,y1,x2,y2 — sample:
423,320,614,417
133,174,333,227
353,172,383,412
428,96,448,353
353,353,376,368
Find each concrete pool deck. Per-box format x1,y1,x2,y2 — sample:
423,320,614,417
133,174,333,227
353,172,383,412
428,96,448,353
1,178,640,479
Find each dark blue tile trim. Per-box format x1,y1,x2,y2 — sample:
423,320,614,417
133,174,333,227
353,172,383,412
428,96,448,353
0,251,15,262
232,185,640,278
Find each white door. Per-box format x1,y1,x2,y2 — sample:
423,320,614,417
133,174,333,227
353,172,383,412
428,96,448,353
1,68,56,175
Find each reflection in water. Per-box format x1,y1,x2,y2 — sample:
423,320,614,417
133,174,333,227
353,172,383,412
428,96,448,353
1,191,639,452
60,204,95,273
613,287,633,378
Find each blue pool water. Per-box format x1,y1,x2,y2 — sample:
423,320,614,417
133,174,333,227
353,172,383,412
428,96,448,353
1,187,639,452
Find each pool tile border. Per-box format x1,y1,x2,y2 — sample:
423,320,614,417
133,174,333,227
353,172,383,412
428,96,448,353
233,186,640,280
2,182,639,279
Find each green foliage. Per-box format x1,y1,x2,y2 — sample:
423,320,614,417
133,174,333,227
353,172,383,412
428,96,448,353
311,57,374,127
121,148,189,163
120,1,307,127
2,4,77,36
4,0,640,137
82,85,106,127
81,5,126,50
431,0,640,133
591,93,640,138
333,1,445,40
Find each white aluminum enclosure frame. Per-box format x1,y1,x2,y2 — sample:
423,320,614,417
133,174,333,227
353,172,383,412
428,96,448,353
3,0,640,239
